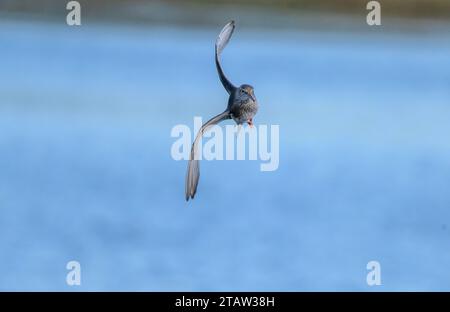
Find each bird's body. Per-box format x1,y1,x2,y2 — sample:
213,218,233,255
185,21,258,201
228,85,259,125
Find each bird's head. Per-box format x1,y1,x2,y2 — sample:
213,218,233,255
239,84,256,102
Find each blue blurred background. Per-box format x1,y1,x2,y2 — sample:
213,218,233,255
0,0,450,291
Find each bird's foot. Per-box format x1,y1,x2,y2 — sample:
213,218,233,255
247,119,254,127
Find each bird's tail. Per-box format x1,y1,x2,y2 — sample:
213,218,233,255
185,110,231,201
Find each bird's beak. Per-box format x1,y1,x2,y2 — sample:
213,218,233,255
250,94,256,102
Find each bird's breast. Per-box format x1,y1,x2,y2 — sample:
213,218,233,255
231,99,258,123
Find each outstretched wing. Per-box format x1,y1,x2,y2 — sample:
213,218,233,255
215,21,236,94
185,111,231,201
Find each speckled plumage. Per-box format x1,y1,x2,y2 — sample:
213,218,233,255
229,86,259,125
185,21,259,201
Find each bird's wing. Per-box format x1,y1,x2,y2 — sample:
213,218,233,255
185,111,231,201
215,21,236,94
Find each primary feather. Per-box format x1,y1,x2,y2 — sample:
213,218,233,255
185,111,231,201
216,20,235,55
215,21,236,94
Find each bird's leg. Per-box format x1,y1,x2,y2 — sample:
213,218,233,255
247,118,254,128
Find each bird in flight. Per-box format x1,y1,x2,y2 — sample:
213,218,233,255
185,21,259,201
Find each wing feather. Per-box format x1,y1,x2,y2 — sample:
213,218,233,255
185,111,231,201
215,21,236,94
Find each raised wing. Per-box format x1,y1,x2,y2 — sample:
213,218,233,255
215,21,236,94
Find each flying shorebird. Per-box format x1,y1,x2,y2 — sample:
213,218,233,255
185,21,259,201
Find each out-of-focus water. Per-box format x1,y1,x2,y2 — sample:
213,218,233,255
0,19,450,291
